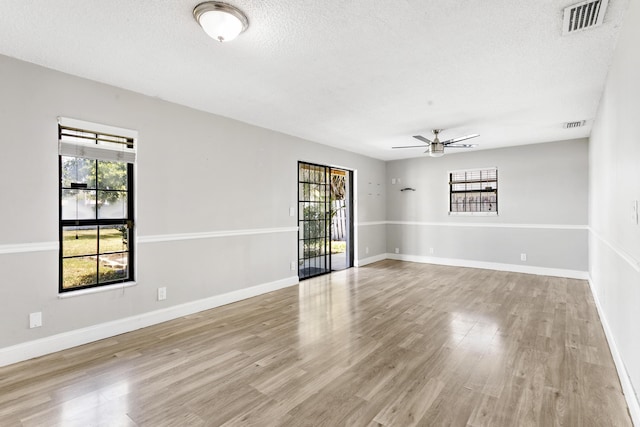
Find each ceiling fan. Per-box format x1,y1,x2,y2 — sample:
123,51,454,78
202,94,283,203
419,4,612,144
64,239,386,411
393,129,480,157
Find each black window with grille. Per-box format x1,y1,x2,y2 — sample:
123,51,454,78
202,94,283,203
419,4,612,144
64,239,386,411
449,168,498,214
58,118,136,292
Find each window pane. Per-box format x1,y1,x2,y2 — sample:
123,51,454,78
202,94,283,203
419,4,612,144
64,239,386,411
62,226,97,257
99,255,128,283
61,189,96,220
304,239,315,258
99,225,128,254
451,195,460,212
317,220,326,238
300,164,308,182
63,256,97,289
299,183,313,201
61,156,95,188
97,191,127,219
97,160,127,190
304,203,317,221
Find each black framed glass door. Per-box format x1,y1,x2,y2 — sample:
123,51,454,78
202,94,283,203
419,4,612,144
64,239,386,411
298,162,331,279
298,162,354,280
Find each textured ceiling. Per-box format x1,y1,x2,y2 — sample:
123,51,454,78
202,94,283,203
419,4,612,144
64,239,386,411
0,0,630,160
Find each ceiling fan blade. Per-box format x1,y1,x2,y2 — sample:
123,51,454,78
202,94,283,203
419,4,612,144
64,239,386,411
412,135,433,144
392,145,431,149
444,144,478,148
441,134,480,145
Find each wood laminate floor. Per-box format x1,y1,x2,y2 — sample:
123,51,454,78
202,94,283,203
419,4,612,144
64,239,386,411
0,260,632,426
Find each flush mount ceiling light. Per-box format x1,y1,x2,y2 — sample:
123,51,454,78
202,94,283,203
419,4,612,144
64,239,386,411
193,2,249,42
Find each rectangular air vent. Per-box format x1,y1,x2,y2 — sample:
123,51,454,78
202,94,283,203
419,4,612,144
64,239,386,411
562,0,609,35
564,120,586,128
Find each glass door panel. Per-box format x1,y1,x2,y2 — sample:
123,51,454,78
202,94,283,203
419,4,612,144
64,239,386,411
298,162,331,279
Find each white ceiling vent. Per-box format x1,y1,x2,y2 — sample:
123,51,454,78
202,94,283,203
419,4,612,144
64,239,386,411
564,120,587,128
563,0,609,35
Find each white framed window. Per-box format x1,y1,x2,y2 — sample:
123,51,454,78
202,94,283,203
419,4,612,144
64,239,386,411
58,117,137,292
449,167,498,216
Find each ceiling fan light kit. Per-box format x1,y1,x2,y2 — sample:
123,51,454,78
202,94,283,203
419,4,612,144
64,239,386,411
429,141,445,157
193,1,249,42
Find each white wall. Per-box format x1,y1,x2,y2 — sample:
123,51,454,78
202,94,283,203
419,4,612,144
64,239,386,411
589,0,640,419
385,139,589,276
0,55,386,355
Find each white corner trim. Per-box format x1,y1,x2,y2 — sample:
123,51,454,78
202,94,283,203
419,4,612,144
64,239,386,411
138,226,298,244
386,221,588,230
587,277,640,426
357,221,387,227
386,253,589,280
0,275,299,368
589,228,640,273
355,253,387,267
0,241,58,255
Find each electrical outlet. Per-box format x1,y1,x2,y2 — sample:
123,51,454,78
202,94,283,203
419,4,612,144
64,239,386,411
395,248,400,254
520,253,527,262
29,312,42,329
391,178,396,185
429,247,434,255
290,261,296,271
365,247,369,254
158,287,167,301
289,206,295,217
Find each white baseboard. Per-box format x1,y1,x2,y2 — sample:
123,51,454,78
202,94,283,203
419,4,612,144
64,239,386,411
355,253,387,267
385,253,589,280
588,278,640,426
0,276,299,368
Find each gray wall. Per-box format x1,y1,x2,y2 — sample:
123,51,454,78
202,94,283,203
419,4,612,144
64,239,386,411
0,55,387,349
589,0,640,414
385,139,589,272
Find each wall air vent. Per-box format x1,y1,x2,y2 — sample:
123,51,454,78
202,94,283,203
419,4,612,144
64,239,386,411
562,0,609,35
564,120,587,128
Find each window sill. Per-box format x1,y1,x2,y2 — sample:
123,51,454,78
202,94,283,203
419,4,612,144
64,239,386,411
58,281,137,299
449,212,498,217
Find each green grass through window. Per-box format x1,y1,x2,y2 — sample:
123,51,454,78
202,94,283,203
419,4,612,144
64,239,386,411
62,228,128,289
